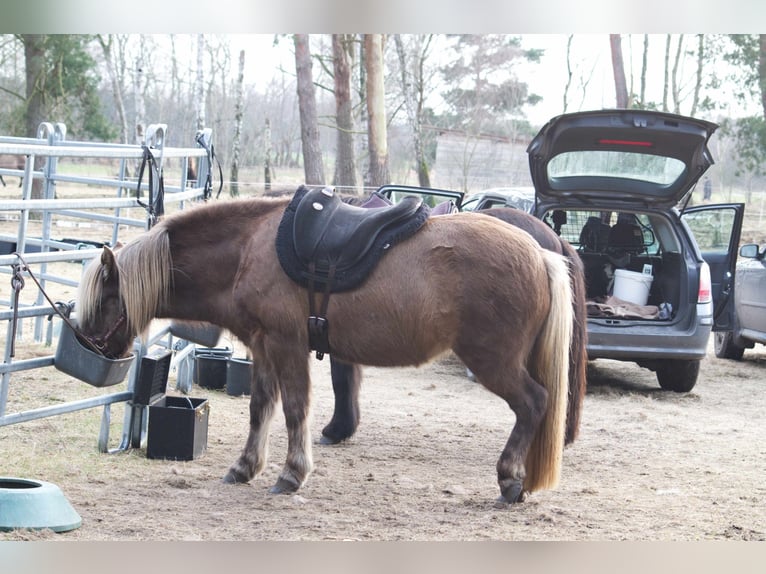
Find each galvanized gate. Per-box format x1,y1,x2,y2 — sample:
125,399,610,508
0,122,215,452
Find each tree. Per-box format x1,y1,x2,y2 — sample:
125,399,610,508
20,35,114,141
293,34,325,185
363,34,389,187
230,49,245,197
394,34,433,188
331,34,358,191
609,34,629,108
725,34,766,120
97,34,129,144
440,35,541,137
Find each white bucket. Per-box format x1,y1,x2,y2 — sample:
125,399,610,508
612,269,653,306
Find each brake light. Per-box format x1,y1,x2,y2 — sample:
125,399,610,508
698,261,712,304
598,139,653,147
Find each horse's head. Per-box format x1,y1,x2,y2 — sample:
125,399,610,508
76,247,134,359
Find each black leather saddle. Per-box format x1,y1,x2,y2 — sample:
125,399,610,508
293,186,423,274
276,185,430,293
276,185,431,358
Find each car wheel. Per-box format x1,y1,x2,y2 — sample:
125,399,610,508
655,359,700,393
713,331,745,360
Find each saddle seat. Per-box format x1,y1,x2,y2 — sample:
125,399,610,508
293,186,423,273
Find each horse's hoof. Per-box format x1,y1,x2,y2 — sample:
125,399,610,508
222,470,248,485
269,476,300,494
319,433,343,445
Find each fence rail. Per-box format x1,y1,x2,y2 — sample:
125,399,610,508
0,122,213,452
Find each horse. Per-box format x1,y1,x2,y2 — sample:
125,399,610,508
75,189,574,504
0,154,24,187
322,206,588,448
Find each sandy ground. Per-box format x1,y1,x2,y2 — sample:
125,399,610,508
1,334,765,542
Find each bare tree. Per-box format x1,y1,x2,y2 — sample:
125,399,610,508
663,35,671,111
690,35,704,117
195,34,205,131
230,49,245,197
364,34,389,187
610,34,629,108
394,34,433,188
332,34,358,192
294,34,325,185
97,34,129,144
640,35,649,107
671,34,684,113
563,35,574,112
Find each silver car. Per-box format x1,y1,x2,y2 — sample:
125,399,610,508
381,109,745,392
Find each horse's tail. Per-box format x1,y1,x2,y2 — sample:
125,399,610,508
524,249,573,493
560,238,588,445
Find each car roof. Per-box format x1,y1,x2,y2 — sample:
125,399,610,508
527,109,718,209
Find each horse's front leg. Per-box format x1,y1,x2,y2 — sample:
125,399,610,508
223,364,279,484
270,353,314,494
320,357,362,444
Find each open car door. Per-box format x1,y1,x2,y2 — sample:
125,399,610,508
682,203,745,331
376,185,465,209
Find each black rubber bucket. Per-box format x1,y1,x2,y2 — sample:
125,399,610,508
226,358,253,396
193,347,232,390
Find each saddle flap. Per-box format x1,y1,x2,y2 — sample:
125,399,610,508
292,187,423,272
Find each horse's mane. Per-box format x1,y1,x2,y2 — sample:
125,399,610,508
78,196,290,336
78,225,172,337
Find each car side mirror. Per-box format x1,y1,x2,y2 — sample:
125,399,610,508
739,244,759,259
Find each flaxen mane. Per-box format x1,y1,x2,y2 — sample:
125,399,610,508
78,226,173,338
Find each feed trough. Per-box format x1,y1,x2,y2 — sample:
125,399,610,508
54,321,134,387
0,477,81,533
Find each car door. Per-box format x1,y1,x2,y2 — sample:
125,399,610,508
682,203,745,331
735,246,766,340
376,185,464,209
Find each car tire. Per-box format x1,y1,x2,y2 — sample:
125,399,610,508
655,359,700,393
713,331,745,360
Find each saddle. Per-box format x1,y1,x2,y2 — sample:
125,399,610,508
276,185,431,358
292,186,424,275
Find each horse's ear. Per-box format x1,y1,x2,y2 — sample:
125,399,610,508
100,246,117,282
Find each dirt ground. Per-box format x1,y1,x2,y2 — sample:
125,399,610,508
1,333,764,542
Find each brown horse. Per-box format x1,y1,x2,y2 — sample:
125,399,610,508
323,206,588,447
76,192,573,504
0,154,24,187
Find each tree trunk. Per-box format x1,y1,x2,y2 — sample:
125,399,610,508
22,34,46,201
563,35,574,113
332,34,358,192
230,49,245,197
364,34,389,187
264,119,272,191
97,35,129,144
662,35,671,112
195,34,206,131
394,34,431,188
640,35,649,107
690,35,704,117
609,34,629,108
759,34,766,120
293,34,325,185
671,35,684,113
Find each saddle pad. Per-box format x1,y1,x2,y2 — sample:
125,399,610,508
276,185,431,292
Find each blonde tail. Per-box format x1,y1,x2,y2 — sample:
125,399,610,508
523,249,573,492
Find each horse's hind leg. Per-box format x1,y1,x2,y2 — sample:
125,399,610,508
466,360,548,505
223,364,279,484
320,357,361,445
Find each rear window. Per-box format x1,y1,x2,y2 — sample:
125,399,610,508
548,151,686,186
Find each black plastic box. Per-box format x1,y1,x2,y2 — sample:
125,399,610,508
146,397,209,461
133,350,172,405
